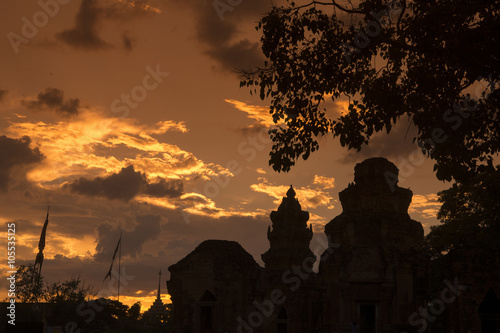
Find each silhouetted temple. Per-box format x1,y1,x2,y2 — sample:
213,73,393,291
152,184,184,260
167,157,500,333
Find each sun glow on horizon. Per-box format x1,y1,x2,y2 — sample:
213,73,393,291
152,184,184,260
118,293,171,313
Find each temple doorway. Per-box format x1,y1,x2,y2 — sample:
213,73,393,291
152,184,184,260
277,307,288,333
359,304,377,333
199,290,216,333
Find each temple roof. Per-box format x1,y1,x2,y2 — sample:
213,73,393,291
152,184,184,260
168,240,260,273
353,157,400,187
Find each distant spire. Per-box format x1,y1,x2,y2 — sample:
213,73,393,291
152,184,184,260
144,269,167,317
157,270,162,299
286,185,295,199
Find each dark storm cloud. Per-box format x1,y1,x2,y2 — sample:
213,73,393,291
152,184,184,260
57,0,157,51
52,214,104,239
144,178,183,198
22,88,81,116
181,0,271,71
68,165,145,201
57,0,109,50
205,39,264,72
0,90,7,102
68,165,183,201
0,136,44,191
95,214,162,260
341,119,420,163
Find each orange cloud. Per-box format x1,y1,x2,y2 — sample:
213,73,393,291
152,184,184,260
308,212,329,227
409,194,441,219
313,175,335,189
6,110,229,189
250,179,334,209
225,99,276,127
334,100,350,115
146,120,188,134
137,193,266,219
256,168,266,174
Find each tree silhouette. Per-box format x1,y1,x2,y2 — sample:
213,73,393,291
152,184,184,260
128,302,142,321
141,303,173,332
12,266,173,332
241,0,498,179
15,264,44,303
44,275,94,303
15,265,95,304
240,0,499,254
426,167,500,258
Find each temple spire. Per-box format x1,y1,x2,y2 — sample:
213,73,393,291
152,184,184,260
262,185,315,275
157,270,162,299
286,185,295,199
143,269,168,319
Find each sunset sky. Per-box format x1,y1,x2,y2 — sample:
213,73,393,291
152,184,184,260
0,0,447,311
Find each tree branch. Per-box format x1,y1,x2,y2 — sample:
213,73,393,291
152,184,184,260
396,0,406,33
290,0,365,15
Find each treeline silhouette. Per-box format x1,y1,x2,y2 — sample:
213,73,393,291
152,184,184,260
3,264,172,333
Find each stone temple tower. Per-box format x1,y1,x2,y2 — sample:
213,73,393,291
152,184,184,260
261,185,320,333
166,158,429,333
318,157,427,333
262,185,315,280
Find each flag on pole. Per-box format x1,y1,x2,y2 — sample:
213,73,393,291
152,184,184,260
34,207,49,276
104,233,122,282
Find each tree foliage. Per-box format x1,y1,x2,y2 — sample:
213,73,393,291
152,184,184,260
15,265,95,304
240,0,499,254
13,266,173,332
15,264,44,303
128,301,142,321
240,0,499,182
141,302,173,332
425,166,500,258
45,275,94,303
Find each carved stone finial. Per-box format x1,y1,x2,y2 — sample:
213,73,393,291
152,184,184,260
286,185,295,199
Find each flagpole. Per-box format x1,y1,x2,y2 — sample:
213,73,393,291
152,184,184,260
103,232,121,296
118,232,121,302
35,206,49,282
